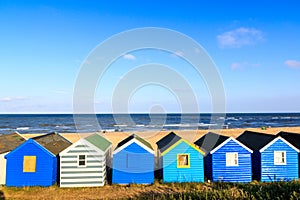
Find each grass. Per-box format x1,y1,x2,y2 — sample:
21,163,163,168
1,180,300,200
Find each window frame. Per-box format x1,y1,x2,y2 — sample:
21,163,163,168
274,151,286,165
23,156,37,173
226,152,239,166
177,153,190,168
78,154,87,167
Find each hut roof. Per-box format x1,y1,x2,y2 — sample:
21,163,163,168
115,134,153,151
276,131,300,150
236,130,276,151
194,132,229,153
85,133,112,152
156,132,182,153
33,132,72,155
0,132,26,154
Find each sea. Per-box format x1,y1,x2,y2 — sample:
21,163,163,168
0,113,300,134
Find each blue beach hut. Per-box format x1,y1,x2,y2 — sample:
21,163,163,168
112,134,154,184
194,132,253,182
276,131,300,178
156,132,205,182
5,132,72,187
237,131,299,182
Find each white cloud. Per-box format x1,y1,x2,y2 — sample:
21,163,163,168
231,62,260,70
0,96,28,102
284,60,300,69
231,63,243,70
217,27,264,48
15,96,28,100
123,54,136,60
0,97,12,102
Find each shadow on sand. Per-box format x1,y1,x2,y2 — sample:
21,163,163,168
0,190,4,200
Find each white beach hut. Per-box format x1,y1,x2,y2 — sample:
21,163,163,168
0,132,26,185
59,133,112,187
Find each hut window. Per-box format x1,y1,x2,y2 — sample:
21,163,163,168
23,156,36,172
226,152,238,166
274,151,286,165
177,154,190,168
78,155,86,167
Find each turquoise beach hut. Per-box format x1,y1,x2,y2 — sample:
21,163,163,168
156,132,205,182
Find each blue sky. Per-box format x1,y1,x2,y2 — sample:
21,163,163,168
0,0,300,113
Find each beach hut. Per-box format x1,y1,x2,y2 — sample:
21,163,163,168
237,131,299,182
112,134,154,184
276,131,300,177
5,132,71,187
156,132,205,182
0,132,26,185
194,132,253,182
59,133,112,187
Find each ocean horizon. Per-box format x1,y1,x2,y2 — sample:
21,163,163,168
0,113,300,134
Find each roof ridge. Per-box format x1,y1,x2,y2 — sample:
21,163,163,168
156,132,182,152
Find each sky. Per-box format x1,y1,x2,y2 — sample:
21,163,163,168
0,0,300,113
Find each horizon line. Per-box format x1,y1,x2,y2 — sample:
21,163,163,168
0,111,300,115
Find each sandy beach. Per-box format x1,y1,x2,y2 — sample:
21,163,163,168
22,126,300,151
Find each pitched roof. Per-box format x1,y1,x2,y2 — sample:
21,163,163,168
115,134,153,151
276,131,300,150
194,132,229,153
156,132,182,153
5,139,56,159
33,132,72,155
236,130,276,151
260,136,299,153
210,137,253,154
85,133,112,152
0,132,26,154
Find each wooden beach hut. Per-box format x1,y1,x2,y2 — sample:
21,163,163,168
59,133,112,187
237,131,299,182
0,132,26,185
276,131,300,177
112,134,154,184
194,132,253,182
5,132,71,187
156,132,205,182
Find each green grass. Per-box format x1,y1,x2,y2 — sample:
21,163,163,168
1,180,300,199
137,181,300,200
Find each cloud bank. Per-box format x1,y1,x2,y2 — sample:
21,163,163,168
231,62,260,70
217,27,264,48
285,60,300,69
